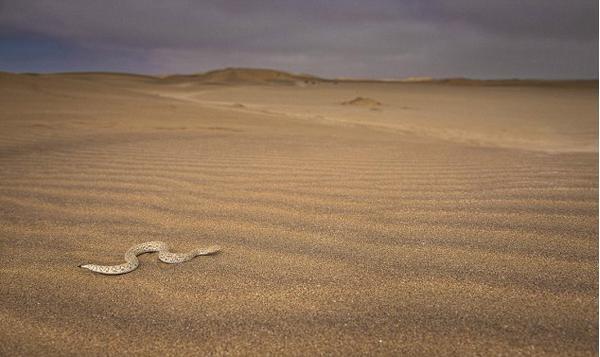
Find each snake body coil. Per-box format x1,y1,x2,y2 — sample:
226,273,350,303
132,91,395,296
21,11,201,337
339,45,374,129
79,241,221,275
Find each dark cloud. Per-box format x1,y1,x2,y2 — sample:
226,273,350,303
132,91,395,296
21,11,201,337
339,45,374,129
0,0,597,78
416,0,598,41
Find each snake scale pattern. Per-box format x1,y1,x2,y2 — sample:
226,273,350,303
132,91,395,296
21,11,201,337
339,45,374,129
79,241,221,275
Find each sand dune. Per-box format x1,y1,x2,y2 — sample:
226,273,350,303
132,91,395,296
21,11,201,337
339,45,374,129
163,68,321,86
0,72,597,355
341,96,382,107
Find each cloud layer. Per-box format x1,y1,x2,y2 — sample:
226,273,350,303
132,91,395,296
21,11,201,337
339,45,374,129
0,0,597,78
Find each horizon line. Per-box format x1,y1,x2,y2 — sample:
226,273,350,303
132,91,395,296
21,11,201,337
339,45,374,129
1,67,598,82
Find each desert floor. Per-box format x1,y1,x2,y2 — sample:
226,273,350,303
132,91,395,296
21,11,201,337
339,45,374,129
0,72,597,355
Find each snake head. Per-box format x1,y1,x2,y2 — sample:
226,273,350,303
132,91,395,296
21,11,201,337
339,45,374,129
205,245,222,254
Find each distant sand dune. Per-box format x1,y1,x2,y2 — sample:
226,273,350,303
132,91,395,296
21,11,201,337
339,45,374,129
164,67,321,85
341,96,382,107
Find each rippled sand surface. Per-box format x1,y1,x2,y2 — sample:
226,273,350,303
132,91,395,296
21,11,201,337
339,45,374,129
0,72,597,355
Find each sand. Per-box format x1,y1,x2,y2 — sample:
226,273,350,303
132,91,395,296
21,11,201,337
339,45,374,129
341,97,382,108
0,70,597,355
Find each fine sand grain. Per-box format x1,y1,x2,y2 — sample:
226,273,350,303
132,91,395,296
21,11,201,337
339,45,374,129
0,71,597,355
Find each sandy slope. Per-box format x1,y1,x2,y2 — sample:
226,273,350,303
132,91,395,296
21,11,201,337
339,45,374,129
0,72,597,355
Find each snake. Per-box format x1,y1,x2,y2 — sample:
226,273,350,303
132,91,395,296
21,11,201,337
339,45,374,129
78,241,221,275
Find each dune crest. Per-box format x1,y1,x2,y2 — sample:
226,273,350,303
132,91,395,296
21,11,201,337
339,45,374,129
165,67,322,85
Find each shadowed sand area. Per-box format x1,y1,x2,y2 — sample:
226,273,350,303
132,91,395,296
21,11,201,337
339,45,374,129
0,70,597,355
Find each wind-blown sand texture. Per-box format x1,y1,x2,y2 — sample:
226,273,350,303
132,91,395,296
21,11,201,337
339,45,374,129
0,69,597,355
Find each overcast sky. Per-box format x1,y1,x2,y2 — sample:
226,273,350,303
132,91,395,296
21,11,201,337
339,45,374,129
0,0,597,78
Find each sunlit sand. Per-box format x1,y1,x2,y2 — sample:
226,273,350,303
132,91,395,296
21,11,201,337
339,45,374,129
0,69,597,355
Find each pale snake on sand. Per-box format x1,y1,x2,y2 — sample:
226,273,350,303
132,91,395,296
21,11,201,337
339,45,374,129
78,241,221,275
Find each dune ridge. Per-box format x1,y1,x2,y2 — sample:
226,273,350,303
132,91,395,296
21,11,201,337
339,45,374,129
3,69,596,88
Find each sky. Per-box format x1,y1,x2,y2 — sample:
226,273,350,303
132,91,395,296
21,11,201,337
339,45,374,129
0,0,597,79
